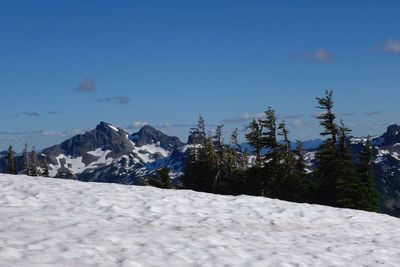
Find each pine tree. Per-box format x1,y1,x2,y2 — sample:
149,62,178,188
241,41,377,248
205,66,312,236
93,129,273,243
294,140,307,174
259,107,279,166
182,146,197,189
245,119,263,167
7,145,17,174
231,128,248,170
314,90,340,206
316,90,337,143
42,159,50,177
158,166,172,189
23,143,31,176
183,116,219,193
335,121,362,209
30,146,38,176
259,107,279,197
357,137,380,211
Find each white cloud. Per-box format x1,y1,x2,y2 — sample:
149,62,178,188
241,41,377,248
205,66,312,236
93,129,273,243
363,110,383,116
131,121,149,128
311,49,334,63
76,78,96,92
222,113,264,124
383,39,400,54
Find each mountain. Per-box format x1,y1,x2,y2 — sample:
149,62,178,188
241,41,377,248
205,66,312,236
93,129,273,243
0,122,187,185
2,174,400,266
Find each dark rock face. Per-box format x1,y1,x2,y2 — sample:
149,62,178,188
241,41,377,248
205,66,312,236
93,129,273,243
381,124,400,146
42,121,134,165
130,125,183,151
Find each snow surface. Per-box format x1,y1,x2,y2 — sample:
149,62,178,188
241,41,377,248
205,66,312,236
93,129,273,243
1,174,400,266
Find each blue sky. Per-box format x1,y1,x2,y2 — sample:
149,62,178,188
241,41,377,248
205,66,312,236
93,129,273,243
1,0,400,151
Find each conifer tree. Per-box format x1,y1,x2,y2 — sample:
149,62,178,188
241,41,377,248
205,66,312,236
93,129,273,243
231,128,248,170
357,137,379,211
42,159,50,177
23,143,31,176
30,146,38,176
259,107,279,166
158,166,172,189
294,141,307,174
7,145,17,174
314,90,340,206
245,119,263,167
335,121,362,208
259,107,279,197
182,146,197,189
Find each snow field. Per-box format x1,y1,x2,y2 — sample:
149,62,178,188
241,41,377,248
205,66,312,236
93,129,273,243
1,174,400,266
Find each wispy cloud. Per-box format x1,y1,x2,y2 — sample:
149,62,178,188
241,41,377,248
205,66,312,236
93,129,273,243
158,123,194,128
76,77,96,92
310,49,335,63
13,112,40,117
383,39,400,55
47,111,61,115
335,111,356,117
222,113,264,124
222,112,303,124
0,129,85,138
363,110,382,116
33,129,86,137
28,112,40,117
128,121,149,129
98,96,130,105
288,119,308,128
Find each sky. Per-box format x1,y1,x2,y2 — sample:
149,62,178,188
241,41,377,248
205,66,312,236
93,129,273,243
0,0,400,151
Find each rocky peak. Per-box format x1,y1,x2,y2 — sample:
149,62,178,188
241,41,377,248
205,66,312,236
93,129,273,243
130,125,183,151
42,122,134,160
381,124,400,146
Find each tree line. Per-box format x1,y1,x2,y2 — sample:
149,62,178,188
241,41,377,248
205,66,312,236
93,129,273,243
6,144,50,177
182,90,379,212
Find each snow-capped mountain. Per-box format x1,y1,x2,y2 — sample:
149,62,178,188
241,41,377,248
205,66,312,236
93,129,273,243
0,122,187,185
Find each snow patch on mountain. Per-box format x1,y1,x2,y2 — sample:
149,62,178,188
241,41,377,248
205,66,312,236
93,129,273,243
107,123,119,132
49,148,113,176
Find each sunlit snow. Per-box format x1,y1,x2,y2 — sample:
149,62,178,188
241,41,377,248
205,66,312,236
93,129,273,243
1,174,400,266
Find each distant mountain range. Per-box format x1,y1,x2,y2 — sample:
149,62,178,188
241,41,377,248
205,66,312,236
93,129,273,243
1,121,400,217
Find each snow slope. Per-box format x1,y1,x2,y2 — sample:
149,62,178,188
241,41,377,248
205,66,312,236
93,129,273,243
1,174,400,266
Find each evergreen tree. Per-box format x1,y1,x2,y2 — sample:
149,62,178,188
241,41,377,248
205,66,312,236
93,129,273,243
182,146,197,189
158,166,172,189
294,141,307,174
259,107,279,197
30,146,38,176
231,128,248,170
316,90,337,143
245,119,263,167
183,117,219,193
23,143,31,176
275,122,310,202
357,137,380,211
314,90,340,206
42,159,50,177
259,107,279,166
7,145,17,174
335,121,362,209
